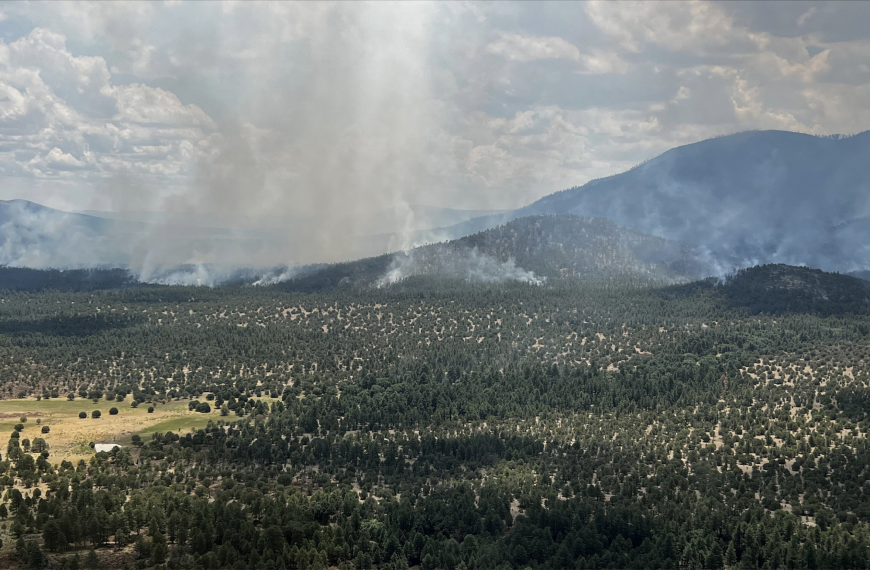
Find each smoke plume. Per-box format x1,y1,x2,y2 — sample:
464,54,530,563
378,247,544,287
89,3,453,281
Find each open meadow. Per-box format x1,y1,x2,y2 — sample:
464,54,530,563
0,397,217,463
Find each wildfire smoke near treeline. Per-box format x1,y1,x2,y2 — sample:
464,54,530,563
0,2,870,569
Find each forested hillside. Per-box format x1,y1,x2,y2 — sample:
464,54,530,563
0,265,870,568
665,264,870,316
279,215,731,292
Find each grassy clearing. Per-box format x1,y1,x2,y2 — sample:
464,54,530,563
115,414,215,446
0,396,220,462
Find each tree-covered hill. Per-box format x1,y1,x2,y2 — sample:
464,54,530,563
278,215,733,292
664,264,870,316
721,264,870,315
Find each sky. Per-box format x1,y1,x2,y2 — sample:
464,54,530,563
0,1,868,264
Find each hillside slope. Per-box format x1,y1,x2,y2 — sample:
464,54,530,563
278,215,734,292
418,131,870,273
518,131,870,271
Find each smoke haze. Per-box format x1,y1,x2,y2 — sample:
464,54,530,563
120,3,448,273
2,3,870,276
378,248,543,287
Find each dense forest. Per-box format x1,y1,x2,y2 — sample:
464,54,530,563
0,264,870,568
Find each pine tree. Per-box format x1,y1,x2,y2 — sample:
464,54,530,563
84,550,104,570
706,544,725,570
725,541,738,567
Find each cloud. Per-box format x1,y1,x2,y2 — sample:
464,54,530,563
486,31,627,74
44,147,88,170
0,26,215,194
585,0,736,53
486,31,580,62
108,84,216,129
797,7,819,28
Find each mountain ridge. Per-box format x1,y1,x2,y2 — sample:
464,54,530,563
421,130,870,273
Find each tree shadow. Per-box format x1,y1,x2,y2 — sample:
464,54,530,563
0,314,145,337
833,387,870,421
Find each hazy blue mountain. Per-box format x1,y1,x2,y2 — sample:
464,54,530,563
848,270,870,282
0,200,286,274
74,209,169,224
78,204,508,249
422,131,870,273
518,130,870,271
0,199,109,233
32,203,510,270
0,199,133,268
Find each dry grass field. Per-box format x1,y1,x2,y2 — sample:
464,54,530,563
0,396,218,463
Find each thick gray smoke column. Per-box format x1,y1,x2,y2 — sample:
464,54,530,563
122,2,449,281
129,128,283,283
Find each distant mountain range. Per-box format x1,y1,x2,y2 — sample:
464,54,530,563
0,199,275,271
0,200,506,272
2,129,869,283
76,204,506,237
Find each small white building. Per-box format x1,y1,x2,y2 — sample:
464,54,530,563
94,443,122,453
